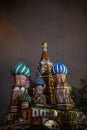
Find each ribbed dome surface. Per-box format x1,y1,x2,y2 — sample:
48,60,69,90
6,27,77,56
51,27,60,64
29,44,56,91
20,91,31,102
12,60,30,77
34,75,44,87
52,60,68,75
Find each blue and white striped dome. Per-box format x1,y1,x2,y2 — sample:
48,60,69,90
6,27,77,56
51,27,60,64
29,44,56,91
34,75,44,87
52,60,68,75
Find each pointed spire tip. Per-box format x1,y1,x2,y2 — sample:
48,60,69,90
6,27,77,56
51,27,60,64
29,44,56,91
42,41,48,47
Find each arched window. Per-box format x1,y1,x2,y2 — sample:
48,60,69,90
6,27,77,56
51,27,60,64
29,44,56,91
42,111,44,116
34,111,37,116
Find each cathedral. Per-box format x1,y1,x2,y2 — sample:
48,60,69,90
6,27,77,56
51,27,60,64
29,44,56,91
1,42,80,130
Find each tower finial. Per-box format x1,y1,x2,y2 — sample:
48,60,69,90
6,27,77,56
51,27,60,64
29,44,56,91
56,52,59,61
20,49,23,60
57,56,59,61
42,41,48,51
20,55,23,60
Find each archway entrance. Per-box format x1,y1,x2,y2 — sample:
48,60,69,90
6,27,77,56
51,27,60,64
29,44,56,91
44,119,61,130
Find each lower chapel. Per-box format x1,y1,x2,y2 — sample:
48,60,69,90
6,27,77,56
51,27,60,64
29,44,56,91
1,42,83,130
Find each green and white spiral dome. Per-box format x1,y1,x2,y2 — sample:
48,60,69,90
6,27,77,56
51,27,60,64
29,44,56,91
11,59,30,77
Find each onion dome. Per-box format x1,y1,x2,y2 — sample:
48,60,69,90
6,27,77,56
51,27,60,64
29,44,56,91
20,91,31,102
52,60,68,75
34,75,44,87
11,59,30,77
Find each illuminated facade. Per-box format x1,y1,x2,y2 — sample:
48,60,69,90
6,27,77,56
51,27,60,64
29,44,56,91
2,42,78,130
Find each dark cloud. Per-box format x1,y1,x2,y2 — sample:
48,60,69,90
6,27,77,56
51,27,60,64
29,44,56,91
0,0,87,119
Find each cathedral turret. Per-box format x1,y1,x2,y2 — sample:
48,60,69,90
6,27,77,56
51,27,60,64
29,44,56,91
20,89,31,109
52,59,68,86
8,59,30,113
52,59,74,110
35,42,54,104
33,75,46,105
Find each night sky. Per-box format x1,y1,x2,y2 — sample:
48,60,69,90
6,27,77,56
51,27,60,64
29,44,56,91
0,0,87,120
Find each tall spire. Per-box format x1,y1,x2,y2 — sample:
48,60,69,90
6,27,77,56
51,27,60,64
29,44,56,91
40,41,49,60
